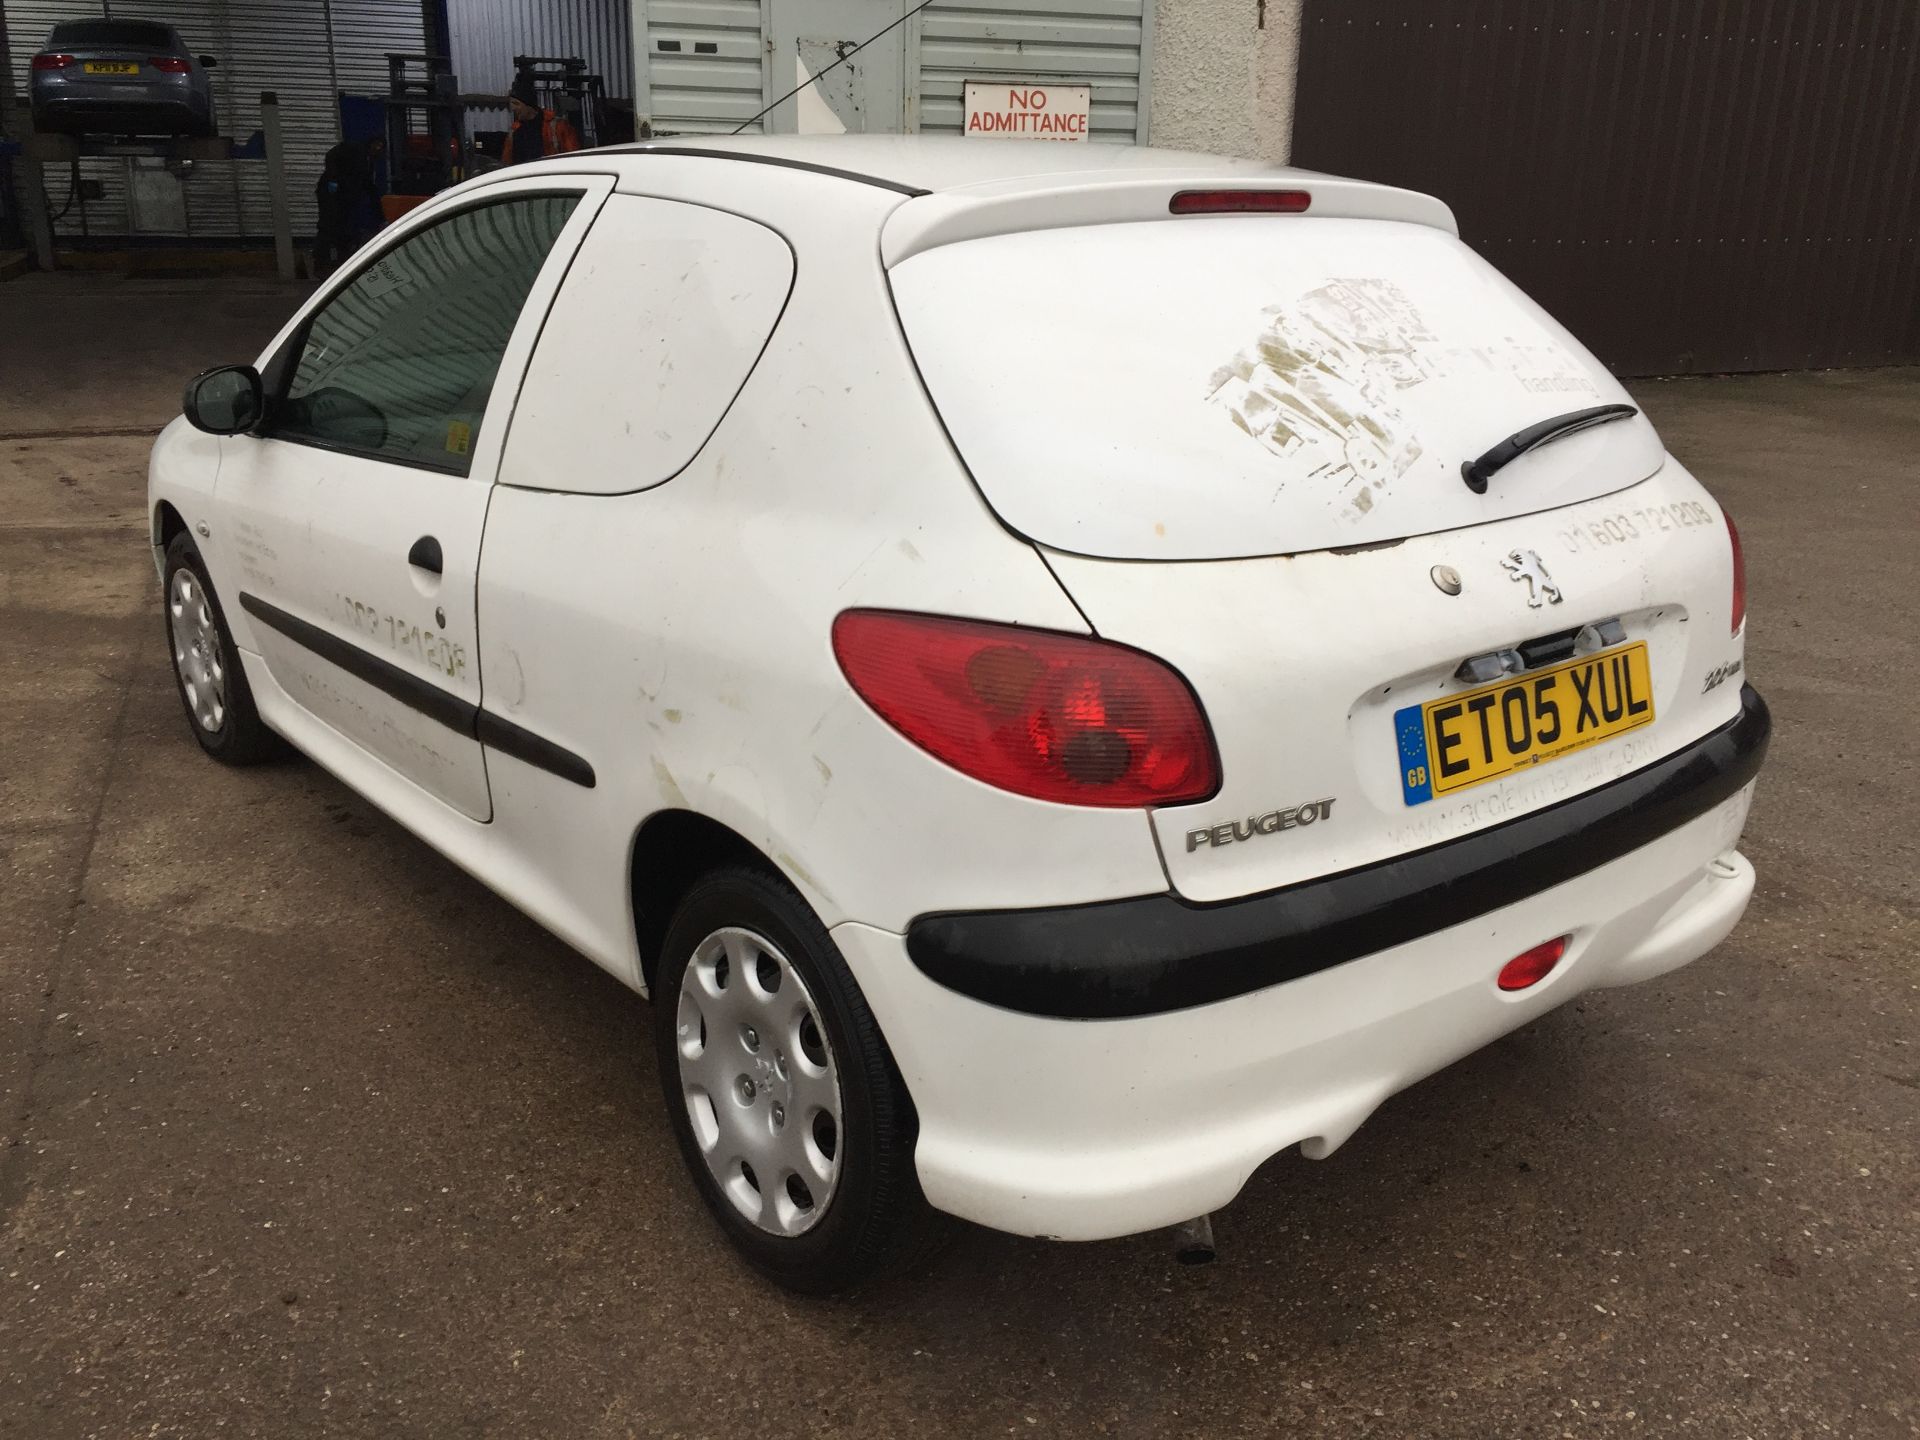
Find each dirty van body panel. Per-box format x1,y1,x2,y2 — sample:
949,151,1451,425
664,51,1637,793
889,218,1663,563
1044,459,1745,904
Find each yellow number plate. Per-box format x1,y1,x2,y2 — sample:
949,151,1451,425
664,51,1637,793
1394,642,1655,804
84,61,141,74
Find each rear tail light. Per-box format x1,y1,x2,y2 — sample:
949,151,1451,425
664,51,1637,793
832,610,1221,808
1497,936,1569,992
32,52,76,70
1169,189,1311,216
1724,508,1747,635
150,55,191,73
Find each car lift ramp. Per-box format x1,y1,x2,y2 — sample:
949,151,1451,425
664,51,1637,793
15,89,297,279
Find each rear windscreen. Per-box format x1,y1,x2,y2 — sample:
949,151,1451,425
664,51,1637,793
890,217,1661,561
50,21,174,49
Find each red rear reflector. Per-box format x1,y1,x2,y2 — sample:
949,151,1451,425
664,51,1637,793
1724,509,1746,635
32,52,76,69
832,610,1221,808
150,55,191,73
1497,936,1570,992
1169,189,1311,216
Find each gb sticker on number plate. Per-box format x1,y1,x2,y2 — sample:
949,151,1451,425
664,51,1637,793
1394,642,1655,805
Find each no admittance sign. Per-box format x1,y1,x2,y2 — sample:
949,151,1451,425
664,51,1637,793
962,82,1091,142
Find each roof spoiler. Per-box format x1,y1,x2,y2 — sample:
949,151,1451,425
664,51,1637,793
879,173,1457,268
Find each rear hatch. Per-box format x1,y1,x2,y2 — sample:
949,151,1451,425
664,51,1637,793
44,20,178,80
890,209,1746,902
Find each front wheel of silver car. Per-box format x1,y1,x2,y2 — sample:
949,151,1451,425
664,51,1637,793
652,866,944,1293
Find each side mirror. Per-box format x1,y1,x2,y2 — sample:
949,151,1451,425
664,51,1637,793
182,364,263,434
199,54,218,69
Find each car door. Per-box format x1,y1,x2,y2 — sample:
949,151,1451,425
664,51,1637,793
214,174,611,821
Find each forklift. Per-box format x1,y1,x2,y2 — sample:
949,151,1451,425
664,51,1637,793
375,52,466,220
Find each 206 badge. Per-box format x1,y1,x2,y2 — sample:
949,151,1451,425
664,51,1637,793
1502,548,1563,607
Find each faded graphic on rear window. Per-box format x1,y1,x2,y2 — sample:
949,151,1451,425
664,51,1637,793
1206,279,1436,517
1207,278,1604,521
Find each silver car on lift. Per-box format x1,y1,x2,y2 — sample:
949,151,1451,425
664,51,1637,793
29,18,217,138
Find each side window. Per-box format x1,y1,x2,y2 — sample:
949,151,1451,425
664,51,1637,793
499,194,795,496
269,193,580,474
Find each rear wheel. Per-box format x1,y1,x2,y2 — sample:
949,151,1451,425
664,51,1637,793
652,866,942,1293
162,531,282,764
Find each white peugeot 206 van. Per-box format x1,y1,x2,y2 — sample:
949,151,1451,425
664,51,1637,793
150,138,1767,1291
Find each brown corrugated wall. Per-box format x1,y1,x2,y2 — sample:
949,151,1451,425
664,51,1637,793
1291,1,1920,375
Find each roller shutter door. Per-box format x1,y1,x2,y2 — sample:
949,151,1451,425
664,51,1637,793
445,0,634,137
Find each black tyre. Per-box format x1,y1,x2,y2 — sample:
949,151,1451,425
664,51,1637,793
653,865,944,1294
161,531,283,765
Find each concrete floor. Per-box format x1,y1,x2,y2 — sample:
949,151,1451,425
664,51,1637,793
1,271,1915,1438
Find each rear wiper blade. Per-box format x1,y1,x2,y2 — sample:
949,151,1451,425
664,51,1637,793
1461,403,1639,494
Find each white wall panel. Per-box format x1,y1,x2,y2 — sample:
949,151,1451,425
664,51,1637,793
628,0,1150,140
634,0,767,135
913,0,1147,143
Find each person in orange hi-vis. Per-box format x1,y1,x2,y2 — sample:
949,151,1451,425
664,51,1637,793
501,68,580,165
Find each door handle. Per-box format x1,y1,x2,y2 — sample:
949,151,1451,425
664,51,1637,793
407,535,443,575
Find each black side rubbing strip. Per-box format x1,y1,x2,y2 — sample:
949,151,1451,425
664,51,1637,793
238,592,595,789
475,709,596,789
907,686,1771,1021
240,591,473,734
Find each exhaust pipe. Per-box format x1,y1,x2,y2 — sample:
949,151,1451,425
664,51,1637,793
1171,1214,1216,1265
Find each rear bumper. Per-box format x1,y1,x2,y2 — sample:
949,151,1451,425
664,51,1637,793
835,787,1758,1240
907,685,1770,1019
31,89,208,135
